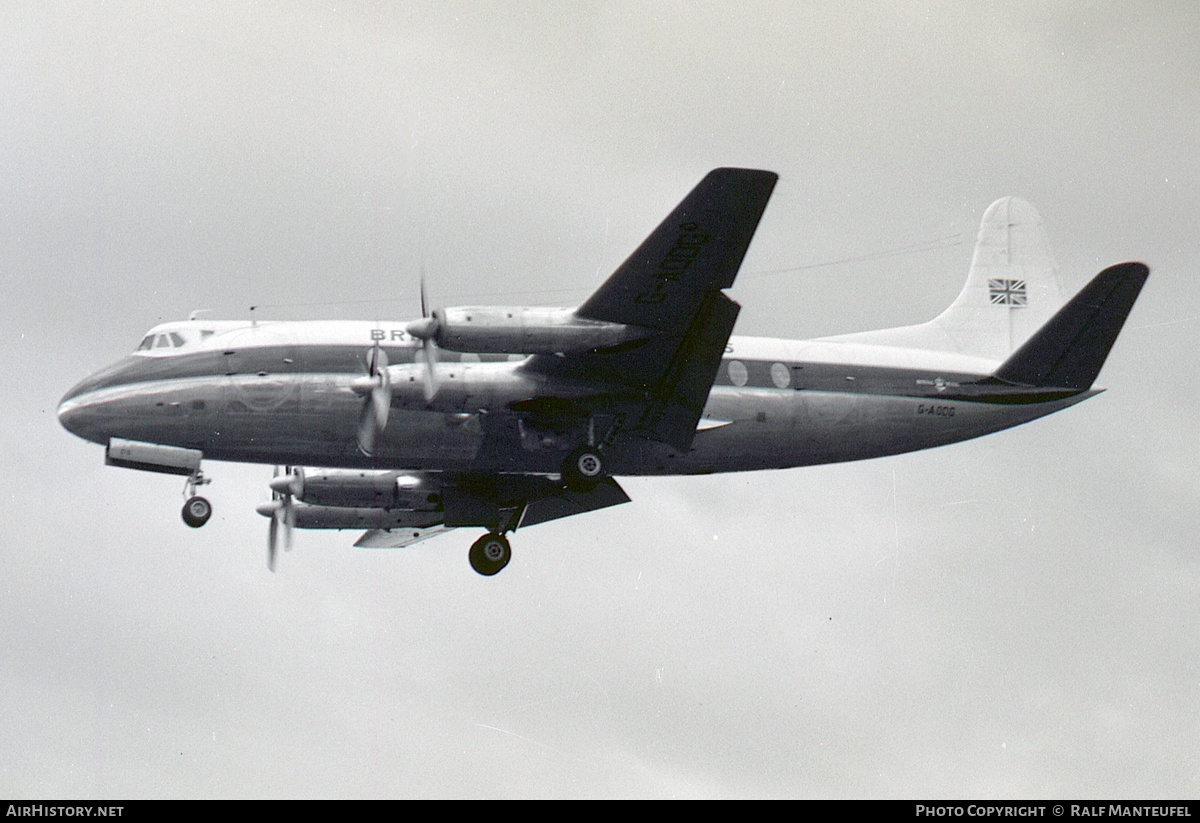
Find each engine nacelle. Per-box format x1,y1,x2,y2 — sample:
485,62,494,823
286,504,444,531
286,469,442,511
420,307,652,354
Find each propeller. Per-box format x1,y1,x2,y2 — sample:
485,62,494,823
262,466,302,572
354,344,392,455
405,275,441,402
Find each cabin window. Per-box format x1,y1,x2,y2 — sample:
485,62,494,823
136,336,154,351
727,360,748,387
770,362,790,389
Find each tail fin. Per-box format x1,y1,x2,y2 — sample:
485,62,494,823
992,262,1149,389
929,196,1064,359
826,197,1064,360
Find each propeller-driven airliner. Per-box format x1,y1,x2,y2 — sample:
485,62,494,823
58,169,1148,575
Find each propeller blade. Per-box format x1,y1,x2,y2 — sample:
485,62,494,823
357,347,392,456
369,344,388,374
286,467,303,499
264,465,301,567
405,273,440,401
357,403,379,456
421,338,439,402
283,504,295,551
372,382,390,430
405,276,441,342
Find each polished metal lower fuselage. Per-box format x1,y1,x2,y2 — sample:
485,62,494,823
57,321,1094,478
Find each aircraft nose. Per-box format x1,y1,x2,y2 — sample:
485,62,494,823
57,387,106,444
57,394,86,437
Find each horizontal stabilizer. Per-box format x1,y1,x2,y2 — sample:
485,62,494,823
992,262,1149,389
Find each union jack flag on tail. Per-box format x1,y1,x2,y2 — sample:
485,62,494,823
989,278,1027,306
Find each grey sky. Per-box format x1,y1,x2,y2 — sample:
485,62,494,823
2,1,1197,798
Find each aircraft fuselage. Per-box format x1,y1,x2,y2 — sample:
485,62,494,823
58,318,1094,477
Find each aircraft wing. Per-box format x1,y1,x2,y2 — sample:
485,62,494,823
351,476,631,548
575,167,778,332
517,477,631,529
355,524,456,549
523,168,777,451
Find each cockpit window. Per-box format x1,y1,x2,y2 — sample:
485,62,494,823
137,331,188,353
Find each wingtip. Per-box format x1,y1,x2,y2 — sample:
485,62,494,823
707,166,779,184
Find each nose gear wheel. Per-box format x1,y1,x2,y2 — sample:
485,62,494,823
182,495,212,528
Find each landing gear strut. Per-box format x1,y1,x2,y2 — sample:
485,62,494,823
181,468,212,528
469,532,511,576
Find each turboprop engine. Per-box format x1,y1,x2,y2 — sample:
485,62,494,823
269,469,443,510
256,469,446,568
406,307,652,355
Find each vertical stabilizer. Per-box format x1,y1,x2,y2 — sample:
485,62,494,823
824,197,1065,361
933,196,1063,359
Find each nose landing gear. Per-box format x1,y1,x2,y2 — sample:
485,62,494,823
182,495,213,528
181,468,212,528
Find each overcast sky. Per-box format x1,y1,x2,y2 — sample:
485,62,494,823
2,1,1198,798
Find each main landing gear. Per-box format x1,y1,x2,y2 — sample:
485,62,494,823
469,532,511,576
181,468,212,528
466,444,610,576
561,446,605,493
